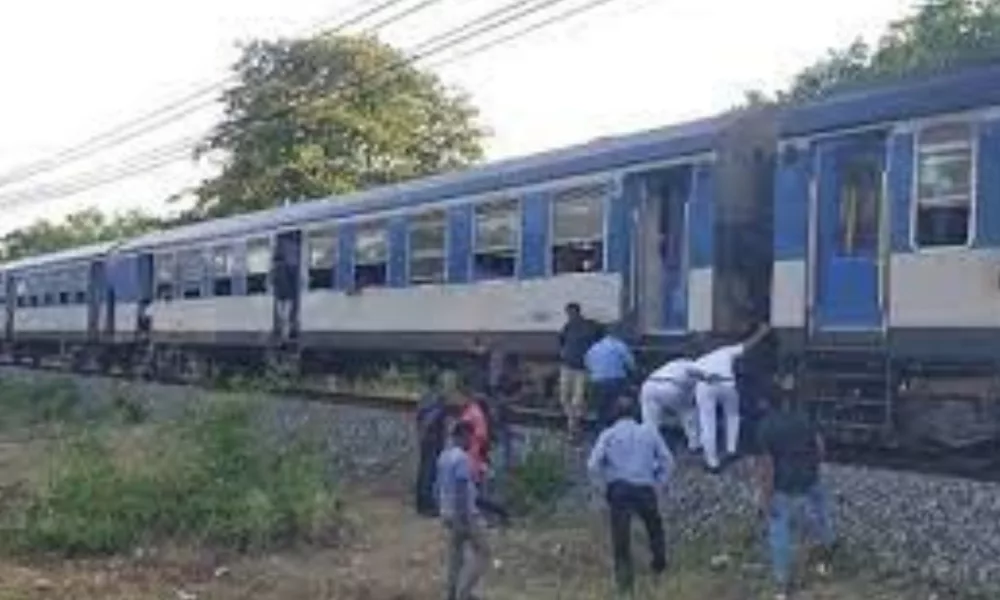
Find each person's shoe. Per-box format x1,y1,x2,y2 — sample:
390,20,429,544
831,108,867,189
651,560,667,575
815,561,832,577
704,463,723,476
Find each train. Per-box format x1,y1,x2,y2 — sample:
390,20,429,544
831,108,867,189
4,63,1000,450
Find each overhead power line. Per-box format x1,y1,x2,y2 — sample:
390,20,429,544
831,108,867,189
0,0,626,210
0,0,430,190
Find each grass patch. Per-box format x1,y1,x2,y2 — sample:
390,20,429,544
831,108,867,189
0,376,84,429
505,446,571,516
5,396,341,556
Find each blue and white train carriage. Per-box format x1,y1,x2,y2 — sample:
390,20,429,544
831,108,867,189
0,242,114,365
771,63,1000,447
92,107,774,375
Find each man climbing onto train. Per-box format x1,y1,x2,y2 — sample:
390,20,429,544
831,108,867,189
754,381,836,600
693,322,771,473
558,302,601,442
585,322,637,432
587,395,672,597
414,371,449,517
438,420,491,600
638,354,715,453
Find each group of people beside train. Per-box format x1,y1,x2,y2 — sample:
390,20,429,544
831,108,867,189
414,302,837,600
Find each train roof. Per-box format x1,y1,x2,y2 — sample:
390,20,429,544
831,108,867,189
118,111,743,252
780,61,1000,138
0,241,118,274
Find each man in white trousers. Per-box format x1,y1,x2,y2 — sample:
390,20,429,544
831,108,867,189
638,357,712,453
694,323,771,473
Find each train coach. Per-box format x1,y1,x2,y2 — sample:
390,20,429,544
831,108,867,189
1,107,776,384
772,62,1000,448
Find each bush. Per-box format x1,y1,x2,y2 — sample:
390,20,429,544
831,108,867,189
8,396,341,555
505,446,571,516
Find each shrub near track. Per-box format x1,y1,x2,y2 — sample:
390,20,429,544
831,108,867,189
5,396,342,556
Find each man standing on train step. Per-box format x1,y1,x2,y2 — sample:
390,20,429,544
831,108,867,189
693,322,771,473
638,356,712,453
558,302,601,441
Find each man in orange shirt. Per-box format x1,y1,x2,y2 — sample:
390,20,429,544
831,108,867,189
456,372,509,526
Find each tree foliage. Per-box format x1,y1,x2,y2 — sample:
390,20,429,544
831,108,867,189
192,34,487,218
779,0,1000,102
0,208,163,261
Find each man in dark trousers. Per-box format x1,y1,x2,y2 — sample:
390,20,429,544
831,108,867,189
584,323,637,431
755,384,837,600
558,302,600,440
414,372,448,517
587,395,673,597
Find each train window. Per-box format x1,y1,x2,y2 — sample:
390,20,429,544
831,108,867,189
551,184,606,274
306,228,337,290
155,253,177,301
354,222,388,289
178,249,205,299
210,245,234,297
837,155,881,256
915,122,974,248
74,291,87,304
409,211,446,285
58,292,70,305
474,199,518,280
246,238,271,296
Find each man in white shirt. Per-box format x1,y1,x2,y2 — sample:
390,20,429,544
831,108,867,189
694,323,771,472
638,357,710,453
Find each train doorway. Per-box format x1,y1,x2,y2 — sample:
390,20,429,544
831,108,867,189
811,134,887,332
635,167,690,334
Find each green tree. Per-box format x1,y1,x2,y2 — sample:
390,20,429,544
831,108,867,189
762,0,1000,103
0,208,163,261
192,34,487,218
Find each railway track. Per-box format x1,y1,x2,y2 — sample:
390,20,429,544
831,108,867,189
2,360,1000,483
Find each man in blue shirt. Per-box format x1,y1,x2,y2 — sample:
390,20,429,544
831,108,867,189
587,395,673,596
584,323,636,431
438,420,490,600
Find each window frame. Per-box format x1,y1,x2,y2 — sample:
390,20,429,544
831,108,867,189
154,251,178,301
210,244,235,297
547,182,609,276
353,220,389,289
836,153,883,258
177,247,207,300
910,119,978,251
471,197,521,281
245,237,272,296
304,225,338,291
408,210,448,286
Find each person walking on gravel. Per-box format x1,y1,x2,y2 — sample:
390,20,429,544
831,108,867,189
438,420,491,600
754,384,836,600
587,395,673,597
414,372,448,517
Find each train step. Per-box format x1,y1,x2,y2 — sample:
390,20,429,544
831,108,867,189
798,350,895,441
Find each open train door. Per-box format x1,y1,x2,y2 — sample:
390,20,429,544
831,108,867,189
634,167,690,334
810,133,888,334
272,230,302,342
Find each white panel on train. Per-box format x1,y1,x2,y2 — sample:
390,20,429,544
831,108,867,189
771,260,806,329
687,267,714,332
889,250,1000,328
301,272,621,333
13,306,89,332
149,296,273,333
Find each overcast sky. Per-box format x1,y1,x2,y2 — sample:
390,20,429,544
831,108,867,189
0,0,912,234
